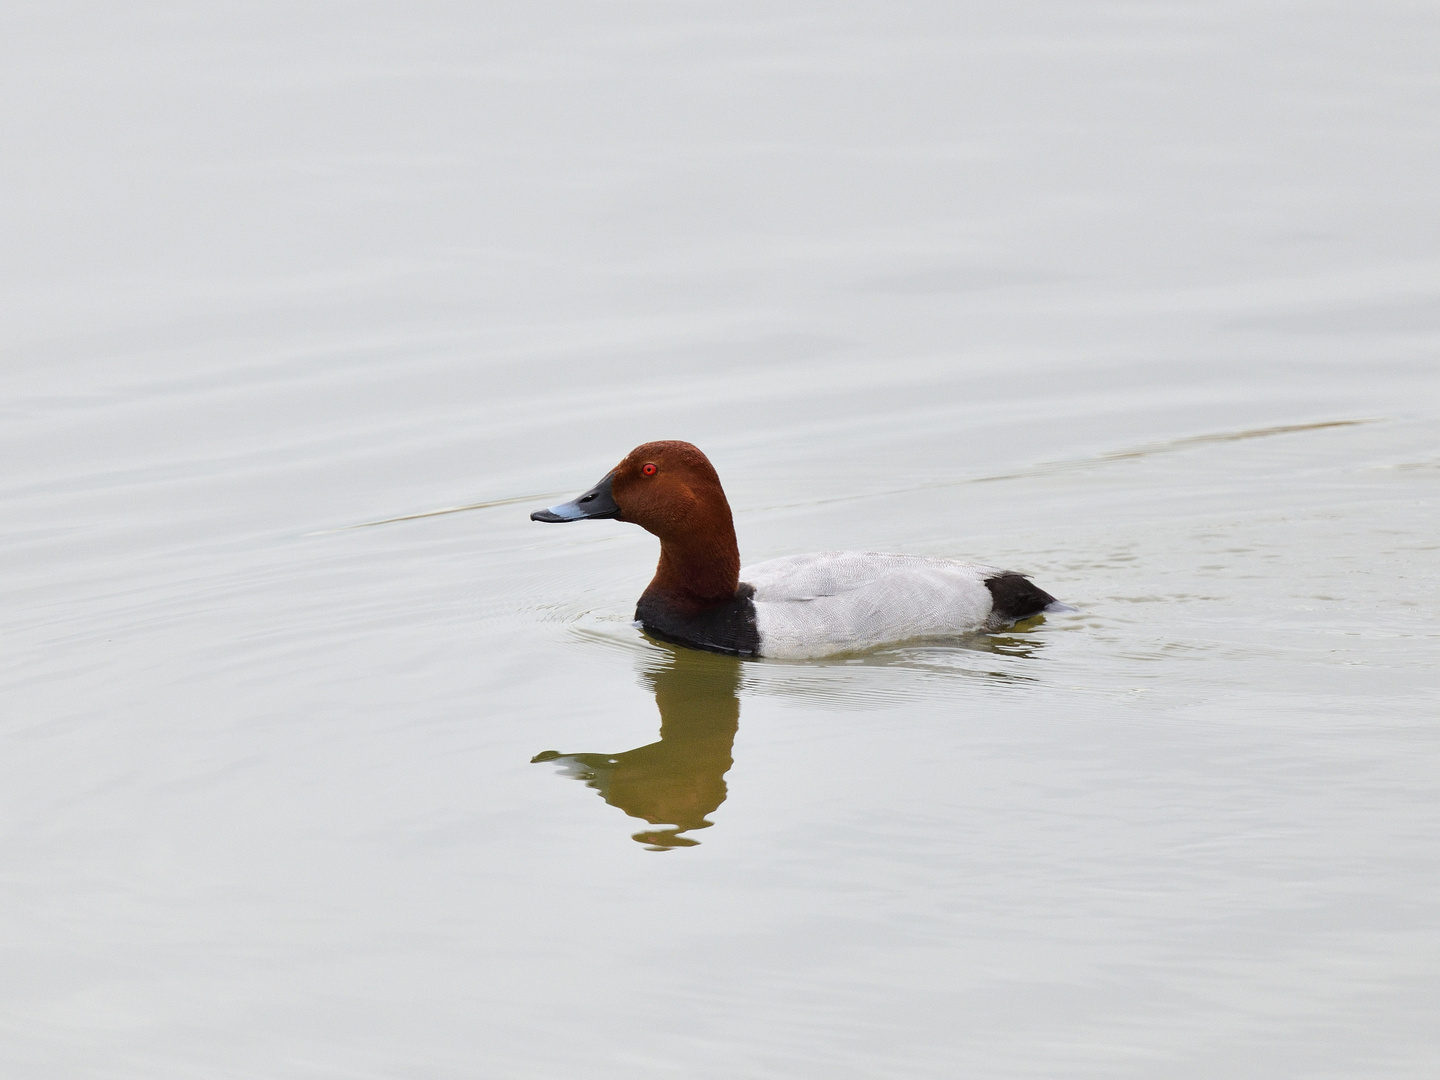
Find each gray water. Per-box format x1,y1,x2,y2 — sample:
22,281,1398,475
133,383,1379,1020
3,3,1438,1077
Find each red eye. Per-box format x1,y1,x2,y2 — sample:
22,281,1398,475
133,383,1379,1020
641,462,657,476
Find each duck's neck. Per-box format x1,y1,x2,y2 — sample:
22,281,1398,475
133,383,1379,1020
642,517,741,614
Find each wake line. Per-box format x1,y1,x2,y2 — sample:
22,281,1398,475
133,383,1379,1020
305,492,566,536
751,418,1380,513
310,418,1378,533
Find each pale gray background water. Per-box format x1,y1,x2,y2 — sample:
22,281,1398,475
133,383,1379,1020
3,3,1437,1077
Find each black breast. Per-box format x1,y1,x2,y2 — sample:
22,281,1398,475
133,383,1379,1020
635,584,761,657
984,572,1057,625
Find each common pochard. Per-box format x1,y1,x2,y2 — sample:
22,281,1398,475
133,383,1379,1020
531,441,1067,659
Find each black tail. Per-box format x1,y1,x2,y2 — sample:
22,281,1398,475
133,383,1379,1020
984,572,1057,624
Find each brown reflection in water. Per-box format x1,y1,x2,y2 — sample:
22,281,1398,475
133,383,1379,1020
532,645,742,851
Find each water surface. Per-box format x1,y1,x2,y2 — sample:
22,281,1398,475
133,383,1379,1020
2,3,1438,1077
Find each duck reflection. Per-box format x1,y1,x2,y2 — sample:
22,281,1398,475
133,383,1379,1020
532,644,742,850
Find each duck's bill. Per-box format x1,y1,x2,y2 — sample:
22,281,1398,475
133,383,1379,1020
530,473,621,522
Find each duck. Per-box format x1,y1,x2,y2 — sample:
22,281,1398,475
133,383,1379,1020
531,441,1068,659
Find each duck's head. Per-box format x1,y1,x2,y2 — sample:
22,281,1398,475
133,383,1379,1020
530,441,733,543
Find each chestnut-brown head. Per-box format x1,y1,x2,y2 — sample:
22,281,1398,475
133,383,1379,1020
531,441,741,609
607,441,732,539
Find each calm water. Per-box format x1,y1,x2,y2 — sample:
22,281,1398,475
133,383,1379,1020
3,3,1438,1076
